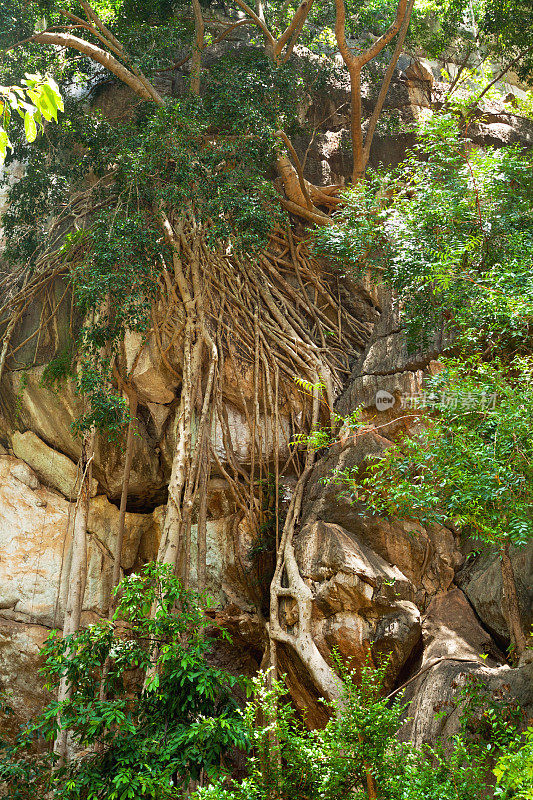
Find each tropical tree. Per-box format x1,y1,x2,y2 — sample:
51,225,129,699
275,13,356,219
319,115,533,655
0,563,247,798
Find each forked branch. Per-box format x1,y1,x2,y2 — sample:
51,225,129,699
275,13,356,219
334,0,412,181
232,0,314,63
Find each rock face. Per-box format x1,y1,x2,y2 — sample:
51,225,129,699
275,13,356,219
399,588,533,746
0,456,153,627
1,53,531,744
12,430,98,499
295,520,422,689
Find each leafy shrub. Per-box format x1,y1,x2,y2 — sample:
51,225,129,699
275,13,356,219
0,563,247,799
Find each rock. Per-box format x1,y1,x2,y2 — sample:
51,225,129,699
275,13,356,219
87,495,153,570
400,588,505,745
404,58,435,85
212,402,292,465
296,520,415,611
458,543,533,644
301,437,462,607
372,600,422,683
12,430,98,499
1,366,165,500
356,328,444,378
315,611,371,665
294,521,421,690
0,457,67,624
8,460,40,490
123,330,178,405
0,457,146,627
146,402,172,436
421,589,498,664
0,619,52,732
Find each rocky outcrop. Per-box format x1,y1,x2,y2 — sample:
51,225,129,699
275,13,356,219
458,544,533,645
1,51,532,744
295,520,422,688
399,588,533,746
12,430,98,499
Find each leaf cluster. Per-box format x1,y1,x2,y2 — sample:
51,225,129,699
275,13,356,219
332,358,533,552
0,563,247,800
195,658,528,800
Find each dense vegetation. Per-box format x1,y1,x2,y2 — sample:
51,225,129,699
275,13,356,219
1,0,533,796
1,566,531,798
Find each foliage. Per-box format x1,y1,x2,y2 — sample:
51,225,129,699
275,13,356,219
318,112,533,648
0,73,63,163
331,358,533,556
1,40,307,436
195,660,529,800
0,563,247,799
195,658,406,800
494,727,533,799
482,0,533,81
316,113,533,356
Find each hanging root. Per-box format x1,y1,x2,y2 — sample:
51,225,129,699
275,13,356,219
0,194,375,701
146,209,371,592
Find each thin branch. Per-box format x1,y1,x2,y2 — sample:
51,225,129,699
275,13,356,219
232,0,275,46
474,44,533,107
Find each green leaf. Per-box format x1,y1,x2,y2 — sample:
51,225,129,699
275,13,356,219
0,129,10,164
24,112,37,143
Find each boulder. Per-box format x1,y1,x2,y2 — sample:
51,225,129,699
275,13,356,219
294,521,422,689
87,494,152,570
301,436,462,607
0,457,148,627
400,588,505,745
123,330,178,405
1,366,165,500
12,430,98,499
296,520,415,611
458,543,533,644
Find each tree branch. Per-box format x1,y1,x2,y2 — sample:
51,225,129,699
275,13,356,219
362,0,415,167
473,44,533,107
359,0,408,66
31,31,158,102
276,0,314,54
232,0,275,47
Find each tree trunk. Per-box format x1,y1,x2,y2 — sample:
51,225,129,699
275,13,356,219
190,0,205,96
111,394,138,594
500,541,527,655
54,428,95,766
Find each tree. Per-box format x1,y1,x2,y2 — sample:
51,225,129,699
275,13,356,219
319,116,533,655
341,361,533,655
3,0,529,716
0,563,247,798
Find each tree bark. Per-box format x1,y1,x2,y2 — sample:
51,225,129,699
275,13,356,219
111,394,138,594
31,32,164,105
334,0,411,183
190,0,205,96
